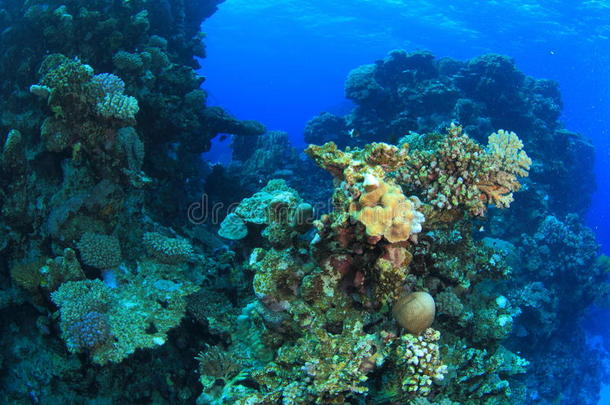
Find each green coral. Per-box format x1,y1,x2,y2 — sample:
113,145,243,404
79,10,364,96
142,232,194,264
51,260,197,365
77,232,122,269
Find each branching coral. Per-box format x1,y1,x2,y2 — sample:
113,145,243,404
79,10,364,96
143,232,194,264
397,124,531,218
305,125,525,307
77,232,122,269
390,328,448,397
195,345,242,392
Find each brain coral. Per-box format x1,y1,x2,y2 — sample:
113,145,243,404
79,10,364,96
392,292,436,335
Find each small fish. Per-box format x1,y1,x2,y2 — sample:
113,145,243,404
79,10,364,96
478,226,485,232
348,128,359,138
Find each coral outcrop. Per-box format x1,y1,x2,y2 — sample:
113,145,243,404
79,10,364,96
218,179,313,248
306,49,593,218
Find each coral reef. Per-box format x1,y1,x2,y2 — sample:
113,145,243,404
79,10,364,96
0,1,250,401
298,49,605,404
191,125,529,404
0,3,604,404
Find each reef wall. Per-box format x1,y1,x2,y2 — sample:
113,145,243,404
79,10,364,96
0,0,261,402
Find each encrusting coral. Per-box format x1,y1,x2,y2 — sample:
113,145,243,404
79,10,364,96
51,259,198,365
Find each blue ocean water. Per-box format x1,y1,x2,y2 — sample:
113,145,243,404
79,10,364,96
201,0,610,256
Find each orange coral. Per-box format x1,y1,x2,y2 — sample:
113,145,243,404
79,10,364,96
350,175,424,243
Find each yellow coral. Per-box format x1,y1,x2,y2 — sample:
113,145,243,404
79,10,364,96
478,129,532,208
487,129,532,177
350,176,424,243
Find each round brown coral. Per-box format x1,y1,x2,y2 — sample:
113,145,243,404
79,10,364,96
392,292,435,335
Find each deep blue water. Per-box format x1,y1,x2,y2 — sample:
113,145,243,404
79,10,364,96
200,0,610,256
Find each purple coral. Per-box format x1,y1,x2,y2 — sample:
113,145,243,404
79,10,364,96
66,311,111,351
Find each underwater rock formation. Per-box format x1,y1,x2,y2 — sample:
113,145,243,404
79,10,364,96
227,130,331,205
0,0,256,402
0,0,265,230
298,50,606,405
